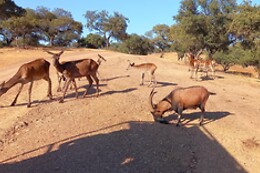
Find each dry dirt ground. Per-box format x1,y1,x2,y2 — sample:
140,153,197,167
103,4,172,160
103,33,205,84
0,48,259,173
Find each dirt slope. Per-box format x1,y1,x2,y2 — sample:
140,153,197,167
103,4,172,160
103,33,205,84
0,48,259,173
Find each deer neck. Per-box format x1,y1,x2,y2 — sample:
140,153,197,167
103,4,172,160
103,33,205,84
1,73,22,94
53,59,65,73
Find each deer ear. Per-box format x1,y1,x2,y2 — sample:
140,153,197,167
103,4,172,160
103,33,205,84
45,51,54,55
59,50,64,55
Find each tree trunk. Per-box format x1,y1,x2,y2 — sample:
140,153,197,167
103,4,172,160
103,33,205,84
15,36,19,48
160,49,164,58
49,36,54,47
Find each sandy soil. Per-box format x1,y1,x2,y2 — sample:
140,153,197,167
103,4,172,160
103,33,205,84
0,48,259,173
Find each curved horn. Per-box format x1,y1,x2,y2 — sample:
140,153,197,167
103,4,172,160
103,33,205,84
149,88,157,111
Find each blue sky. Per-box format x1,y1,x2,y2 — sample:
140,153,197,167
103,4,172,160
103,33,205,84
13,0,259,37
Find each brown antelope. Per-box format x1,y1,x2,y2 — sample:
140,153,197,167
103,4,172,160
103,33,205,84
149,86,214,126
56,54,107,92
46,51,99,103
127,61,157,87
0,59,52,107
188,50,215,80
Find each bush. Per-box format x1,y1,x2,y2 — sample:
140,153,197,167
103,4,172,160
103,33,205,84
213,47,245,72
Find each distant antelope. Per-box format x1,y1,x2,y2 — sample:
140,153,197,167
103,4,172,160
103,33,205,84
127,61,157,87
46,51,99,103
0,59,52,107
188,50,215,80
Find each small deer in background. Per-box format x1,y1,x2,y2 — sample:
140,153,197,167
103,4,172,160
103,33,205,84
188,49,215,80
0,59,52,107
127,61,157,87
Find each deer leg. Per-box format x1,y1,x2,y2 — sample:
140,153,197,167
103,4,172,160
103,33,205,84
148,72,152,87
82,75,93,98
27,82,34,108
60,79,71,103
140,73,144,85
211,66,215,79
199,105,205,126
195,67,199,81
57,72,62,92
152,75,157,87
190,67,194,79
71,79,78,99
11,84,24,106
57,74,63,92
176,107,183,127
45,76,52,100
90,72,99,97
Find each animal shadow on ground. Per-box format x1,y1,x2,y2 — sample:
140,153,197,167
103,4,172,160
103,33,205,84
164,111,232,126
226,71,253,77
62,83,107,100
100,88,137,96
1,98,56,108
0,121,246,173
155,81,177,88
100,75,130,82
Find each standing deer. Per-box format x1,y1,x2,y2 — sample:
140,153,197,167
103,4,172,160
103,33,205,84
0,59,52,107
46,51,99,103
56,53,107,92
188,50,216,80
127,61,157,87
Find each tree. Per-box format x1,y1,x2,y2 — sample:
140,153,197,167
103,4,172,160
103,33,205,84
213,46,242,72
173,0,237,55
36,7,82,46
0,0,25,20
0,8,39,48
0,0,25,45
85,33,106,48
118,34,154,55
146,24,171,57
84,10,129,48
229,1,260,78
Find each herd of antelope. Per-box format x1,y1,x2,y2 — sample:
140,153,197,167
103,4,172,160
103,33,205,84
0,49,216,126
179,49,216,80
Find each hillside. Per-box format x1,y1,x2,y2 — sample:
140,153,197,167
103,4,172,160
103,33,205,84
0,48,259,173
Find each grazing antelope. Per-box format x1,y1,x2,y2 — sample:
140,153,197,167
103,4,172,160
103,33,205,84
0,59,52,107
149,86,213,126
46,51,99,103
127,61,157,87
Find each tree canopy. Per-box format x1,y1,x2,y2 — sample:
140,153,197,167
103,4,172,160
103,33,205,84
84,10,129,48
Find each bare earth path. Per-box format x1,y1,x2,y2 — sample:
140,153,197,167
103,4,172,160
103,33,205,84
0,48,259,173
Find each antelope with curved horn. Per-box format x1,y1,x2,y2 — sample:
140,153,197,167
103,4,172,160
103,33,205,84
46,51,99,103
149,86,213,126
0,59,52,107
